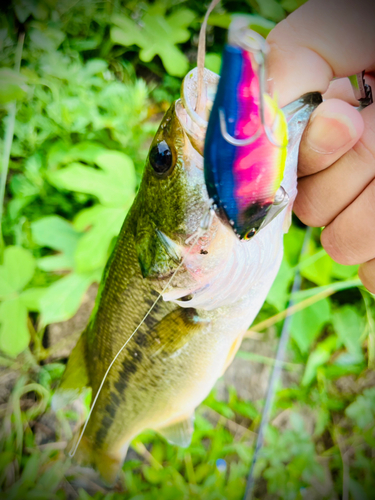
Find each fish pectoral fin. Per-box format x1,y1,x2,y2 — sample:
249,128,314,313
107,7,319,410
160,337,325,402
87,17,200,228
157,414,195,448
52,333,90,410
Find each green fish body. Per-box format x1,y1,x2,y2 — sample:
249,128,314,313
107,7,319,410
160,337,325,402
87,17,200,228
56,69,320,483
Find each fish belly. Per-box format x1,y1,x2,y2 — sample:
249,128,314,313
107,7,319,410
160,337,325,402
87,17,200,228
66,211,243,479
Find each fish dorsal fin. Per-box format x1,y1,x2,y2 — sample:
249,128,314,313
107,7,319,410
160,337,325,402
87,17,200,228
157,414,195,447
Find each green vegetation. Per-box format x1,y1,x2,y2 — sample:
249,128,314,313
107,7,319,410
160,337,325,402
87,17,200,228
0,1,374,499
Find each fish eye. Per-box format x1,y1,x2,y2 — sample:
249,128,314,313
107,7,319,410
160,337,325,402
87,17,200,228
244,228,257,240
149,140,174,176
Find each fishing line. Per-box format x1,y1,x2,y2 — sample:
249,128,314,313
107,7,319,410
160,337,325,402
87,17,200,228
196,0,221,117
243,226,312,500
69,211,214,458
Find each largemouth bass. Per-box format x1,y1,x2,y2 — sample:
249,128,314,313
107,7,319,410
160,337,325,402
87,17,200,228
55,30,321,483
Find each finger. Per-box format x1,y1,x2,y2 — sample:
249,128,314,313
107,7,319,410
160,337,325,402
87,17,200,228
294,102,375,227
359,260,375,294
267,0,375,106
298,99,364,177
321,177,375,265
323,73,375,104
323,78,360,105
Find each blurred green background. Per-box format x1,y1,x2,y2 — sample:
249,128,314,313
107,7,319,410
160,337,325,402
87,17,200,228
0,0,374,499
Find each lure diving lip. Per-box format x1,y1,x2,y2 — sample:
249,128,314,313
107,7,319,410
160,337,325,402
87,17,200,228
204,17,289,240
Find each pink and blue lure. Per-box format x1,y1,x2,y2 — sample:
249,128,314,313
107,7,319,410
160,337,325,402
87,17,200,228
204,39,288,240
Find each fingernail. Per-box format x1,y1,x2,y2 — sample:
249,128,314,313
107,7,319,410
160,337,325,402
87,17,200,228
307,113,358,154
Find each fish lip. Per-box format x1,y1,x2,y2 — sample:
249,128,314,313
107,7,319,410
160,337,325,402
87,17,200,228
147,270,176,282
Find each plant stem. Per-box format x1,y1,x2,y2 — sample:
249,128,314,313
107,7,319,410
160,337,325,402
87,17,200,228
0,32,25,257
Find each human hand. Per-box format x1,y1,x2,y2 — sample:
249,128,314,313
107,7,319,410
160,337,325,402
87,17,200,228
266,0,375,292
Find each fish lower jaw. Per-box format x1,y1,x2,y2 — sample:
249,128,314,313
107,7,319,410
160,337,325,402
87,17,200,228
164,213,285,311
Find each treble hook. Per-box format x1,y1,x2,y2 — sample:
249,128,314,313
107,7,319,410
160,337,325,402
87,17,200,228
350,71,373,109
220,24,287,149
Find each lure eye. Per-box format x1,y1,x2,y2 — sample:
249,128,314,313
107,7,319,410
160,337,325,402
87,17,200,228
244,228,257,240
149,140,174,176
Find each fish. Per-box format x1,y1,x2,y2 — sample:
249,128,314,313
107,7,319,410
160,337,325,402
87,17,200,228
54,24,322,484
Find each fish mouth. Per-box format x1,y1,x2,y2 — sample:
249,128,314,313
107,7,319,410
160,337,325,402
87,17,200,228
177,67,219,155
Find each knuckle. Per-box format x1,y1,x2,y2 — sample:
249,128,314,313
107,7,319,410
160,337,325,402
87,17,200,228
294,185,330,227
321,224,359,266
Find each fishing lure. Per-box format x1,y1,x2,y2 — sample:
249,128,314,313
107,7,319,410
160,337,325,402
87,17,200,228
204,17,288,240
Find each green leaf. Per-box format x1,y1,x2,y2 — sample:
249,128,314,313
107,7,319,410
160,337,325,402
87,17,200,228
37,254,75,272
300,249,333,286
13,0,48,22
331,261,359,279
302,335,337,386
74,205,128,273
31,216,81,271
207,13,233,29
57,142,107,167
0,298,30,357
349,479,369,500
0,69,28,104
31,216,80,254
0,246,35,297
293,279,362,301
48,151,136,208
283,225,305,266
290,298,331,353
29,27,66,51
40,272,98,325
251,0,286,22
208,13,276,37
19,287,47,311
346,387,375,429
266,258,294,311
333,305,365,360
205,54,222,74
21,453,40,484
111,5,196,77
280,0,308,13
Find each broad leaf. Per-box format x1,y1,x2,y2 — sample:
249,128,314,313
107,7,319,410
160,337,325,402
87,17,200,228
208,13,276,37
40,272,99,325
300,250,334,286
0,69,28,104
302,335,338,386
290,298,331,354
37,254,76,272
31,216,81,271
0,298,29,357
0,246,35,297
205,53,222,74
346,387,375,429
48,151,136,208
333,306,365,360
252,0,286,22
266,258,294,311
29,27,66,52
31,215,80,253
74,205,129,273
52,141,106,167
20,287,47,311
111,4,196,77
331,261,359,279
